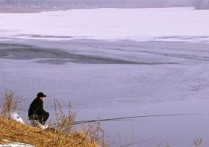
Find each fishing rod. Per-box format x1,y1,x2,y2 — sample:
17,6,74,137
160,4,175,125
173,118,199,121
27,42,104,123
49,113,207,128
71,113,205,125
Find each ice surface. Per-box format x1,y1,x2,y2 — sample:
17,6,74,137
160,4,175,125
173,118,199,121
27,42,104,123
0,7,209,42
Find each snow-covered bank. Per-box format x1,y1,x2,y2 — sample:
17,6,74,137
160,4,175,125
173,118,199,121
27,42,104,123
1,7,209,42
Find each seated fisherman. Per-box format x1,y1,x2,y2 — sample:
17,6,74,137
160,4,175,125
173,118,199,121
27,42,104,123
28,92,49,126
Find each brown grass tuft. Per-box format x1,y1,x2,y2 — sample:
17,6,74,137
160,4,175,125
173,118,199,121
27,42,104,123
0,91,22,117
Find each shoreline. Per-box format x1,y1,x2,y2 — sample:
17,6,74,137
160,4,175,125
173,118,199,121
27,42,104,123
0,6,193,13
0,7,43,13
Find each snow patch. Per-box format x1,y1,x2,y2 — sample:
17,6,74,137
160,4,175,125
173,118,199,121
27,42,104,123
1,7,209,42
0,140,33,147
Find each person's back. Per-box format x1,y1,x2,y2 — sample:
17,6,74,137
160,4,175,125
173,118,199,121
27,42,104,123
28,97,43,117
28,92,49,125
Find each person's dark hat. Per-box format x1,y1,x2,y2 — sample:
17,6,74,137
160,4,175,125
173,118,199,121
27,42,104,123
37,92,47,98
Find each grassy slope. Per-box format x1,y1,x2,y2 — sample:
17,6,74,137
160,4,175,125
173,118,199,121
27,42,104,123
0,117,98,147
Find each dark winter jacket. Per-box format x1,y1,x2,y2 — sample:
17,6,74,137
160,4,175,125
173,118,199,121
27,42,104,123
28,97,46,118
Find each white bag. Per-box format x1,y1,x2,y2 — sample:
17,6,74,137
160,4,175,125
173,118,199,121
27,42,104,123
10,112,24,124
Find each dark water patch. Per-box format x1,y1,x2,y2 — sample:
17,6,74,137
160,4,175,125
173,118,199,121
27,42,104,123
158,36,209,40
3,40,204,65
0,43,141,64
67,39,209,62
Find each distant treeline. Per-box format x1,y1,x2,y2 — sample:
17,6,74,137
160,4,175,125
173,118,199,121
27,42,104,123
193,0,209,9
0,0,194,9
0,0,208,10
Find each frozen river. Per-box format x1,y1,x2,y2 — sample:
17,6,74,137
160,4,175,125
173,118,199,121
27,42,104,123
1,7,209,146
1,39,209,146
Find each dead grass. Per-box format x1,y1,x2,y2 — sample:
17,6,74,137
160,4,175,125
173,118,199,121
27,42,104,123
193,138,202,147
0,116,99,147
53,99,76,135
51,99,108,147
0,91,22,117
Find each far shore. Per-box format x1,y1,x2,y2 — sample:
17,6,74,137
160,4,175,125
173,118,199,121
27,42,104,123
0,7,43,13
0,6,193,13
